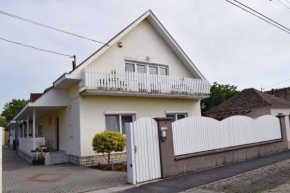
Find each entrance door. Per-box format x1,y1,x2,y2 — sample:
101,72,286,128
126,118,161,184
56,117,59,151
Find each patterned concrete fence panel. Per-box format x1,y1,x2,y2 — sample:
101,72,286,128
172,115,282,156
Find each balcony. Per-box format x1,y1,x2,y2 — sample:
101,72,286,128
80,68,210,99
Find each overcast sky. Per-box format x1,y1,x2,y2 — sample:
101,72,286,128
0,0,290,111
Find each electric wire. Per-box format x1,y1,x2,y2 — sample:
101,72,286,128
263,79,290,90
226,0,290,35
0,10,109,46
0,37,73,57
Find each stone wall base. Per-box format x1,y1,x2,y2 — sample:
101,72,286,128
68,152,127,166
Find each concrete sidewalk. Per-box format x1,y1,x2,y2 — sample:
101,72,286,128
120,150,290,193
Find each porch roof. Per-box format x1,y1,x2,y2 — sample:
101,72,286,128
14,88,69,120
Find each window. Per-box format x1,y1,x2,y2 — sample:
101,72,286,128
160,67,168,75
137,64,146,73
105,114,135,134
149,66,158,74
125,63,135,72
124,58,168,75
166,113,188,122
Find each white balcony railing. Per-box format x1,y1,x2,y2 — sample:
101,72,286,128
81,68,210,96
18,137,45,154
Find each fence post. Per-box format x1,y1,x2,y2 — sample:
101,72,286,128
277,114,289,149
154,117,175,179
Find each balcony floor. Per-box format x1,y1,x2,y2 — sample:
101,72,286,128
80,87,210,99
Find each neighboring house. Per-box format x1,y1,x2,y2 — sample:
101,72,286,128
204,88,290,145
9,10,210,165
265,87,290,102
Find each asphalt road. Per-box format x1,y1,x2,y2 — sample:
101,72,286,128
120,150,290,193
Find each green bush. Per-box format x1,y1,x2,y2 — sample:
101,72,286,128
92,131,126,164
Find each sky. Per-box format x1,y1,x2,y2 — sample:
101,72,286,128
0,0,290,111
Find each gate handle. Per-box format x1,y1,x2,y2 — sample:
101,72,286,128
134,145,137,153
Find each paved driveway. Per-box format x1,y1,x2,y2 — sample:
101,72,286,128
3,147,127,193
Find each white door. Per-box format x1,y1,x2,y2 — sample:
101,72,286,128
126,118,161,184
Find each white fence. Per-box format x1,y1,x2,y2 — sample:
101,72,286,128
126,118,161,184
172,115,282,156
81,68,210,95
18,137,45,154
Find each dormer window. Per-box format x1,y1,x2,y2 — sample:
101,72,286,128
125,58,169,75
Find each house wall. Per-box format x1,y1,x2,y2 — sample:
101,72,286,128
38,84,81,157
79,96,201,157
86,19,194,78
245,108,271,118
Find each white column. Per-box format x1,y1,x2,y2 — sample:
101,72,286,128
27,115,29,138
33,109,36,149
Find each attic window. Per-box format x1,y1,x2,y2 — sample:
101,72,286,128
125,58,169,75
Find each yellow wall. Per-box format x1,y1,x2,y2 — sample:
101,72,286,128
80,96,201,156
86,19,194,78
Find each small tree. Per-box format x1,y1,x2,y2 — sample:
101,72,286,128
92,131,126,164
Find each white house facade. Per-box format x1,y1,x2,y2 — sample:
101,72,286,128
10,10,210,165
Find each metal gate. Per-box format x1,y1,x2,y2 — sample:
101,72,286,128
126,118,161,184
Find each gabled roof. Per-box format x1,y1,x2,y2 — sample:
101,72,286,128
264,87,290,102
205,88,290,115
53,9,206,88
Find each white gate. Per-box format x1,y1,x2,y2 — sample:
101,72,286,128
126,118,161,184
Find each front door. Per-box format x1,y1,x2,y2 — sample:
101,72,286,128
56,117,59,151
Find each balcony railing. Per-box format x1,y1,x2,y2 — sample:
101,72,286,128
81,68,210,96
18,137,45,154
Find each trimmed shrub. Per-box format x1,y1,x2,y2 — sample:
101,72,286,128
92,131,126,164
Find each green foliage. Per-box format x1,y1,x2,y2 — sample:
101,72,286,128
201,82,239,115
0,117,6,128
92,131,126,164
1,99,28,127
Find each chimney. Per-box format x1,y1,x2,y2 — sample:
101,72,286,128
271,89,275,96
72,55,76,70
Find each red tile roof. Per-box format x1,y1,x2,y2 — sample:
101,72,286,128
205,88,290,115
30,93,43,102
264,87,290,102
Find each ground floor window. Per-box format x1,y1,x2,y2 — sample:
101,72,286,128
105,114,135,134
166,113,188,122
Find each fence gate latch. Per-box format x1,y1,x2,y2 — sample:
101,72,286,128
134,145,137,153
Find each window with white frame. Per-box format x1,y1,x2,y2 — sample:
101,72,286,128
105,114,135,134
166,113,188,122
125,58,169,75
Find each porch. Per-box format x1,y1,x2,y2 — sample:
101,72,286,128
80,68,210,99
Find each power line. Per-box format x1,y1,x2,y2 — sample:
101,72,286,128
225,0,290,35
233,0,290,32
263,79,290,90
0,10,109,46
271,0,290,13
0,37,73,57
276,0,290,10
285,0,290,4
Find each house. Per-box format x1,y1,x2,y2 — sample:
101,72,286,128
265,87,290,102
9,10,210,165
204,88,290,145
